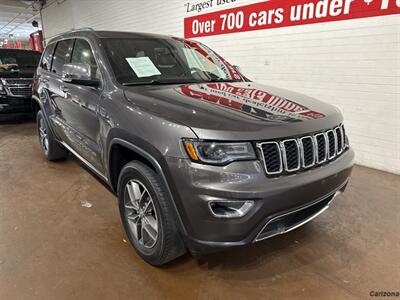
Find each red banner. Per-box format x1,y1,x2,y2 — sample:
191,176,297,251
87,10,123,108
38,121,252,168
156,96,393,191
184,0,400,38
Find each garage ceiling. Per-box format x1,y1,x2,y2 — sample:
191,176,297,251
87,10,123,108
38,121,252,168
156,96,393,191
0,0,41,42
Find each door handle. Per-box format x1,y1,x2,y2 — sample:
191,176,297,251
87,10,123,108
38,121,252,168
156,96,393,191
60,85,69,93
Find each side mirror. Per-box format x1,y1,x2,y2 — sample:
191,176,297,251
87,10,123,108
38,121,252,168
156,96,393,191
62,63,99,87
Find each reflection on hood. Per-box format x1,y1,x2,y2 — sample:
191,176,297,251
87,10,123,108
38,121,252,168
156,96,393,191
178,83,325,123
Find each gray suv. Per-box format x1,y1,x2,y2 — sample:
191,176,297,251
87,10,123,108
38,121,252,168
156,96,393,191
33,29,354,266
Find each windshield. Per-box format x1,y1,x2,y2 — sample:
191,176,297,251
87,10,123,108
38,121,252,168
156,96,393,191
102,37,246,85
0,50,41,71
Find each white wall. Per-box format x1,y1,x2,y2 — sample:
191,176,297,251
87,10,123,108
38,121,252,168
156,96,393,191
41,0,400,174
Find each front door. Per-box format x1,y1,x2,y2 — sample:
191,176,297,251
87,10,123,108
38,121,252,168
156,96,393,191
60,38,103,171
49,38,103,172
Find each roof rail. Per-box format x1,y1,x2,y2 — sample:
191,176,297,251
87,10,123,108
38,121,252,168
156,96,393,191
71,27,96,32
46,27,97,42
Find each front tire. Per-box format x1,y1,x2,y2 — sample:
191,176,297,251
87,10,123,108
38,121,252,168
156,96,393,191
36,111,68,161
118,161,185,266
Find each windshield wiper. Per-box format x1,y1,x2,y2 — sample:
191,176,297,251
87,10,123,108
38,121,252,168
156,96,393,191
204,78,237,83
122,79,200,86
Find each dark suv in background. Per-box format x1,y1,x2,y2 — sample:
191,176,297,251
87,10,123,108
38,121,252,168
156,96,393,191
0,49,41,121
33,29,354,266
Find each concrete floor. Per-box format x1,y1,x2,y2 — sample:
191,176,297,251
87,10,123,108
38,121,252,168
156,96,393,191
0,122,399,300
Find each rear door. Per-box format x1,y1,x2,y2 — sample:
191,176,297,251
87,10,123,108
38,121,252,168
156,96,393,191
47,39,75,142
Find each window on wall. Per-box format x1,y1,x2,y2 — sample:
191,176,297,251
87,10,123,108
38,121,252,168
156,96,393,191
51,39,74,75
71,39,100,79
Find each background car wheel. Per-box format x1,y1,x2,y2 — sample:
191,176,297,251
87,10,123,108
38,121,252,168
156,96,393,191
36,111,68,161
118,161,186,266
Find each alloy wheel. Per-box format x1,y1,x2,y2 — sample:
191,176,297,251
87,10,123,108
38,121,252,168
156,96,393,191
39,118,49,153
124,180,159,248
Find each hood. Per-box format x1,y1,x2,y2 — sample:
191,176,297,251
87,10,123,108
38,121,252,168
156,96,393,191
123,82,342,140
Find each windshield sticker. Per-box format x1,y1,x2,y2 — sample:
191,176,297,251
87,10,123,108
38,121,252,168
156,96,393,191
178,83,325,123
125,57,161,78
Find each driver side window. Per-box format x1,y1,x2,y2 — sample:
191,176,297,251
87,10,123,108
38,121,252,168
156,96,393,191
71,39,100,80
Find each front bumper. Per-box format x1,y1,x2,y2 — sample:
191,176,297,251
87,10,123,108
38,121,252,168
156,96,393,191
0,94,34,121
166,148,354,255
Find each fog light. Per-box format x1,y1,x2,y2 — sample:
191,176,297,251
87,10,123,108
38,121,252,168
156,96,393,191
209,200,254,218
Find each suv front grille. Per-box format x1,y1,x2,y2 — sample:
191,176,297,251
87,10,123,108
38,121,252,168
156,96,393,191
4,79,32,85
1,78,33,98
9,87,32,97
257,124,348,176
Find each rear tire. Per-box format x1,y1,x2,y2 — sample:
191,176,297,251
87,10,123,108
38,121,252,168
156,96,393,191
36,110,68,161
118,161,186,266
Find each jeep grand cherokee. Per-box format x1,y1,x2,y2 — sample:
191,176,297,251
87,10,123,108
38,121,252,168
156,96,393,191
33,29,354,266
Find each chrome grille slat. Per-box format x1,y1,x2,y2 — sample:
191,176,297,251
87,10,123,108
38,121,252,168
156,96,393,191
257,142,283,175
314,133,328,164
299,136,315,168
335,126,344,155
4,78,32,85
281,139,301,172
342,125,348,148
257,124,348,176
326,130,337,159
9,87,32,96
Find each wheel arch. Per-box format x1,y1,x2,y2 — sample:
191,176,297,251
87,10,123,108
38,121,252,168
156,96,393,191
107,137,188,237
31,95,43,113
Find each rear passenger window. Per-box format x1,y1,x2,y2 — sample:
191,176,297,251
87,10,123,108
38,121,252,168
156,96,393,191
40,43,55,71
51,39,74,75
71,39,100,79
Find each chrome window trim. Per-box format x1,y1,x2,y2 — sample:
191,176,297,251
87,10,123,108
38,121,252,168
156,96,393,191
280,139,301,172
299,136,316,168
326,130,337,160
256,141,283,175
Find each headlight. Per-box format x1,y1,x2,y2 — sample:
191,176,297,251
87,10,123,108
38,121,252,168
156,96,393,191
183,140,256,165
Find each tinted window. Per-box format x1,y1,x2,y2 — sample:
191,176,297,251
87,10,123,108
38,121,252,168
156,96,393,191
51,39,74,75
0,50,41,70
71,39,99,79
40,43,56,71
